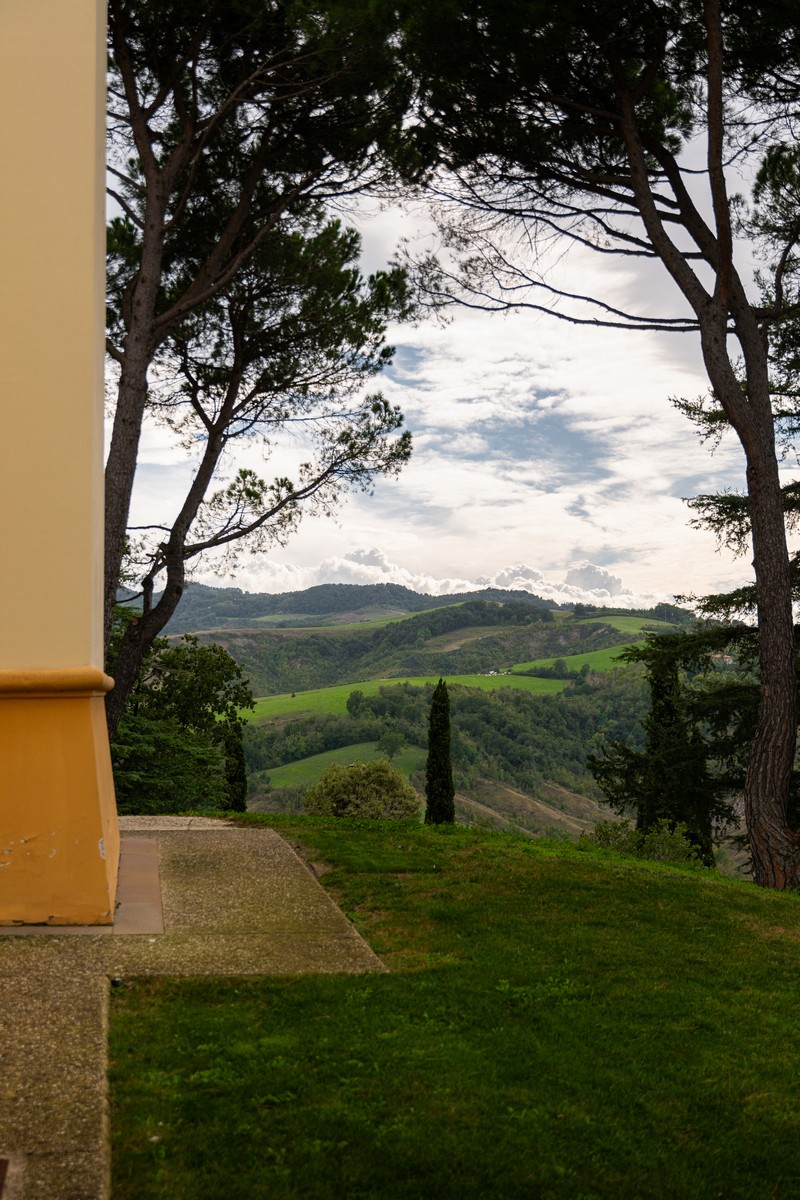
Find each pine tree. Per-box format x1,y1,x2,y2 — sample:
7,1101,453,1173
588,632,738,866
425,679,455,825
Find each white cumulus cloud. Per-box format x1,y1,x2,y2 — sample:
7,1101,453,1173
564,562,630,598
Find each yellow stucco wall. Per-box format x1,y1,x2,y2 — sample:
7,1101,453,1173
0,0,119,924
0,674,119,924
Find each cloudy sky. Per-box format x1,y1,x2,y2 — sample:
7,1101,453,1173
124,196,777,612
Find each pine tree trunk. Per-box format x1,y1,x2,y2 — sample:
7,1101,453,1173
104,179,167,653
105,567,185,740
742,432,800,887
710,345,800,887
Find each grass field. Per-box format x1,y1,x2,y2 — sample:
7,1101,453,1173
424,623,528,651
576,614,677,634
511,642,639,674
247,673,569,722
260,741,426,788
111,817,800,1199
248,603,465,633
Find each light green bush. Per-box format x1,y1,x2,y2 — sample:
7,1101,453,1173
582,819,701,865
303,759,422,819
639,821,702,864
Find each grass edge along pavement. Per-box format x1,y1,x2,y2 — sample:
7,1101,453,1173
110,816,800,1200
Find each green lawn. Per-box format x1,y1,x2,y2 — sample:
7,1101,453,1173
247,673,568,722
262,741,426,788
110,817,800,1199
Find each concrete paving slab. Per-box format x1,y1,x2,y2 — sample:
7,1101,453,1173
0,1152,27,1200
110,839,163,936
117,815,232,830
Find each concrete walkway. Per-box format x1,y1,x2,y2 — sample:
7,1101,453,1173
0,819,385,1200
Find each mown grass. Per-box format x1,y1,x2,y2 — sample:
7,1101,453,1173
262,741,426,788
246,673,568,722
111,818,800,1199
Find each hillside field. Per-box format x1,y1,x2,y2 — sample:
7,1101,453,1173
247,672,569,722
246,603,460,633
511,642,636,674
245,631,649,724
577,614,675,634
255,741,426,789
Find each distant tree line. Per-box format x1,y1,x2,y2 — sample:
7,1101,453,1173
572,604,692,625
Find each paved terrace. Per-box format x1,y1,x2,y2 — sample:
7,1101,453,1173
0,818,385,1200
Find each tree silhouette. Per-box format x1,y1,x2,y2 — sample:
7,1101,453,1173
425,679,455,824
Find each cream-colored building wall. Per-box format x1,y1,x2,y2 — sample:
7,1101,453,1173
0,0,119,925
0,0,106,670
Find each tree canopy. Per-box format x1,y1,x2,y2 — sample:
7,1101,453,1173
303,759,421,819
588,631,740,864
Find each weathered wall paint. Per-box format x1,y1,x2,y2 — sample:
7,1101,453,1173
0,675,119,924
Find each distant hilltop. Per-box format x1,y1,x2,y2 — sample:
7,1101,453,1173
118,580,691,636
163,580,558,633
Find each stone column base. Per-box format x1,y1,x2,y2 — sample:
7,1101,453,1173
0,668,119,924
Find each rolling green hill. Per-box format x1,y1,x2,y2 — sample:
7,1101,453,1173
250,741,426,793
208,604,650,697
243,660,650,837
162,583,687,837
511,643,635,674
161,580,559,633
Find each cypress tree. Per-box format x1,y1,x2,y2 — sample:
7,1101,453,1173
220,722,248,813
425,678,455,824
